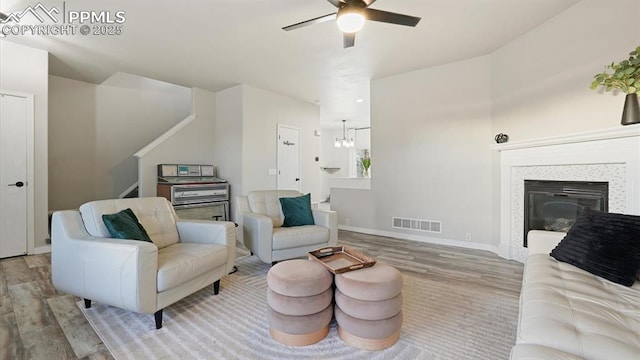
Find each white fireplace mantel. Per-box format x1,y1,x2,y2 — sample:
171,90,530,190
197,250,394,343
493,125,640,262
491,126,640,152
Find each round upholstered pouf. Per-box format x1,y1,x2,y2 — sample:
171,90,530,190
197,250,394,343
334,263,403,350
267,259,333,297
335,263,403,301
335,305,403,351
267,287,333,316
266,259,334,346
267,304,333,346
334,288,402,321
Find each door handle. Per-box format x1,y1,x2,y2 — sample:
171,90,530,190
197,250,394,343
8,181,24,187
295,178,300,181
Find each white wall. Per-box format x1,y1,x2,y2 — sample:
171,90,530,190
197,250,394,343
214,85,244,213
136,88,216,197
322,127,352,178
95,79,191,199
491,0,640,140
242,85,322,200
48,76,97,210
48,73,191,208
360,56,493,246
0,40,49,250
320,127,351,201
216,84,323,218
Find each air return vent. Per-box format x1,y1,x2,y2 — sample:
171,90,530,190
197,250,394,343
392,217,442,233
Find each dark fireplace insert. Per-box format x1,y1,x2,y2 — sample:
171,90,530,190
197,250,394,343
523,180,608,247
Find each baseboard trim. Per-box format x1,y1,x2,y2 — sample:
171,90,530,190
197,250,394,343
497,243,512,260
338,225,500,255
33,245,51,255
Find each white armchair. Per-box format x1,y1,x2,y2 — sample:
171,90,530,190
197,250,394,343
236,190,337,264
51,197,236,329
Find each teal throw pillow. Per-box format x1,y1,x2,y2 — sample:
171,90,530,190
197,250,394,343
102,208,152,242
280,193,315,227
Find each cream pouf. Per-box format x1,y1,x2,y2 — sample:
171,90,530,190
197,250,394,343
334,263,403,350
266,259,333,346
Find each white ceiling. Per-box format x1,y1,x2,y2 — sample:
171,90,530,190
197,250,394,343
1,0,580,128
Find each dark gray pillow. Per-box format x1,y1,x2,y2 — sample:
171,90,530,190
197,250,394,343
102,208,152,242
550,209,640,287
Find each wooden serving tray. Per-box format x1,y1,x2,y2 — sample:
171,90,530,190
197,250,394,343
308,246,376,274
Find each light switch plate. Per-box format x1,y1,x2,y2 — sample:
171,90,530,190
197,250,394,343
268,168,277,176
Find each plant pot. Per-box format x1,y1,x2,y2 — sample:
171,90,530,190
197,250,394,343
621,93,640,126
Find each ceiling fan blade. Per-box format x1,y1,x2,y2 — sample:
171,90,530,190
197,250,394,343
343,32,355,48
362,0,377,6
282,13,337,31
326,0,343,8
364,8,421,27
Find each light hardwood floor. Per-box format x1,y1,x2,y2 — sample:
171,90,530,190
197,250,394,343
0,230,523,360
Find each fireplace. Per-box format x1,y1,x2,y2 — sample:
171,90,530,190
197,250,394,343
494,127,640,262
523,180,608,246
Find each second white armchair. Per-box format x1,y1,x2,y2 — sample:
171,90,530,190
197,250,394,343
236,190,337,264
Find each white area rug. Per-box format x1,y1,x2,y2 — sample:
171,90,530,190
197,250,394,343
79,256,519,359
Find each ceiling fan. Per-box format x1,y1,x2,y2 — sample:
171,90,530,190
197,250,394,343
282,0,421,48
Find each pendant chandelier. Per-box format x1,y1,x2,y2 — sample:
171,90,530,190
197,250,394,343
335,120,354,148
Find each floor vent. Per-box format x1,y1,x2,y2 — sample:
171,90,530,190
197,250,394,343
392,217,442,233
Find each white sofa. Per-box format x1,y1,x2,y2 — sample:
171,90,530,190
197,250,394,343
52,197,236,329
236,190,337,264
511,230,640,359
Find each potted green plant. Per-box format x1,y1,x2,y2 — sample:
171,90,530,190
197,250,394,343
361,149,371,177
590,45,640,125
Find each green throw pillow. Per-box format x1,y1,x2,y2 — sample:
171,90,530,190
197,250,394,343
280,193,315,227
102,208,152,242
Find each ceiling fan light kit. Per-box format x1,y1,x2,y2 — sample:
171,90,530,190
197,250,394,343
283,0,421,48
336,12,365,33
336,4,366,33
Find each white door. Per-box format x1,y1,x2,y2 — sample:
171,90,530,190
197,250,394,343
277,125,300,191
0,93,28,258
